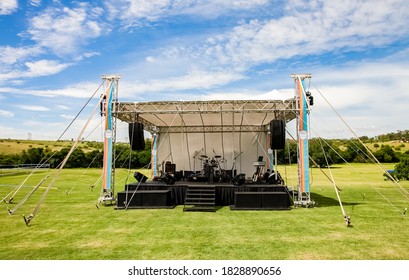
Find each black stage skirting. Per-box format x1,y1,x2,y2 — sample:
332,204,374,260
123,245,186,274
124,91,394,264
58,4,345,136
118,181,292,207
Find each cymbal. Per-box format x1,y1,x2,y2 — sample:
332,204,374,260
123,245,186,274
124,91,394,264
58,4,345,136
200,155,208,158
214,155,221,158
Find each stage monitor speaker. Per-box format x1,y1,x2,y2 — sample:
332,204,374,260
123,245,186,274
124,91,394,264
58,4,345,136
267,172,284,185
161,173,176,185
129,122,145,151
270,120,285,150
232,173,246,186
134,171,148,183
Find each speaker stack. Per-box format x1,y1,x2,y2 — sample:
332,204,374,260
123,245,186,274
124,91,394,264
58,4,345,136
270,120,285,150
129,122,145,151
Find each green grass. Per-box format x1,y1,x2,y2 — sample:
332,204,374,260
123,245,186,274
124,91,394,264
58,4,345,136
0,164,408,260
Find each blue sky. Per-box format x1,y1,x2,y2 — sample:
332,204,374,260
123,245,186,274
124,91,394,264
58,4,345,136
1,0,408,142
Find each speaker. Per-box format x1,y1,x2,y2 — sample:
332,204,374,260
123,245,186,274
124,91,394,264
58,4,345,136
270,120,285,150
129,122,145,151
161,173,176,185
262,192,290,209
134,171,148,183
266,172,284,185
232,173,246,186
165,161,176,174
234,192,262,208
141,190,171,207
117,191,142,207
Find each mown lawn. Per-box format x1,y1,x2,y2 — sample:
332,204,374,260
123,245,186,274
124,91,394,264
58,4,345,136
0,164,408,260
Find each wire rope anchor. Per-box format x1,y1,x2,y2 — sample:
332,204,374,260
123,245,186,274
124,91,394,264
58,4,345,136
23,214,34,227
344,215,352,227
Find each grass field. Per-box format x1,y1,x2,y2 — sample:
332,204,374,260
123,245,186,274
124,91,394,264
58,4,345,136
0,164,408,260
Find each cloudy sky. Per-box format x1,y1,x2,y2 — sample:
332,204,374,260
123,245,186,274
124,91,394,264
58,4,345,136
1,0,408,142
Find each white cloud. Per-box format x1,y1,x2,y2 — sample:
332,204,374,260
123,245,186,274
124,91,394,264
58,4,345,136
0,81,102,98
59,114,75,120
30,0,42,7
57,105,70,110
108,0,270,27
0,0,17,15
183,0,409,69
0,109,14,117
27,3,106,56
25,60,72,77
0,59,71,84
299,59,409,138
0,46,43,65
120,69,244,97
122,0,409,95
17,105,50,111
196,89,292,101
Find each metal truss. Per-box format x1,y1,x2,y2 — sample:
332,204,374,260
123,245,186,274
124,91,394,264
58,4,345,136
113,99,299,133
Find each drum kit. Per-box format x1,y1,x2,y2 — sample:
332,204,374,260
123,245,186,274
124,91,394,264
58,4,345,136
196,154,228,183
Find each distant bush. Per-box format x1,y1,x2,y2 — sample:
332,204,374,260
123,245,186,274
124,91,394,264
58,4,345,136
395,156,409,180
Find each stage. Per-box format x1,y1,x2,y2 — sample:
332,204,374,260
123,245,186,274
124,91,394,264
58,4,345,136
116,180,293,211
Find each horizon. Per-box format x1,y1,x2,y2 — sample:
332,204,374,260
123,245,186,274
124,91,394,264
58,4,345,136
1,1,409,142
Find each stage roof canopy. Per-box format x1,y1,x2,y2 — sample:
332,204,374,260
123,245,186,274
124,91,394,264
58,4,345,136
114,99,298,133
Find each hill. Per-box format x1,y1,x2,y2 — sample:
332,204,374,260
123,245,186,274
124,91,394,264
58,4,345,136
0,139,102,155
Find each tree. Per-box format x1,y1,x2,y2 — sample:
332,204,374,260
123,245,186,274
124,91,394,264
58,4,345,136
373,145,399,163
395,156,409,180
86,150,103,168
308,139,342,167
66,148,86,168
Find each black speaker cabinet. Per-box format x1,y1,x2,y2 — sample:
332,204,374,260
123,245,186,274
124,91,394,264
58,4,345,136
270,120,285,150
233,192,290,210
116,190,171,208
117,191,142,207
141,190,171,207
234,192,262,209
161,173,176,185
129,122,145,151
134,171,148,183
165,162,176,174
262,192,290,209
232,173,246,186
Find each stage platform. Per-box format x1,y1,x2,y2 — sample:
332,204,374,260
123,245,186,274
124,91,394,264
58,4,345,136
116,181,293,210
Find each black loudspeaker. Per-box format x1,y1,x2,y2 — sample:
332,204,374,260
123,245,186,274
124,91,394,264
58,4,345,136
266,172,284,185
134,171,148,183
161,173,176,185
141,191,171,207
270,120,285,150
129,123,145,151
232,173,246,186
262,192,290,209
234,192,262,208
165,161,176,174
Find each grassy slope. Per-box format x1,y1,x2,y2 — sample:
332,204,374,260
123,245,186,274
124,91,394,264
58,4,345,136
0,164,408,260
0,139,99,155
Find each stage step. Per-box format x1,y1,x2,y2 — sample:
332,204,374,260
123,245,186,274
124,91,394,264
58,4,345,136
183,185,216,212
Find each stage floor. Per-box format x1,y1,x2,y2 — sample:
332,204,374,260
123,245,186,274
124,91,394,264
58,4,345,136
116,180,293,209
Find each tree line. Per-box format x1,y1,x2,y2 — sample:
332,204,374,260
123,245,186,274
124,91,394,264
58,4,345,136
0,139,152,169
276,139,405,167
